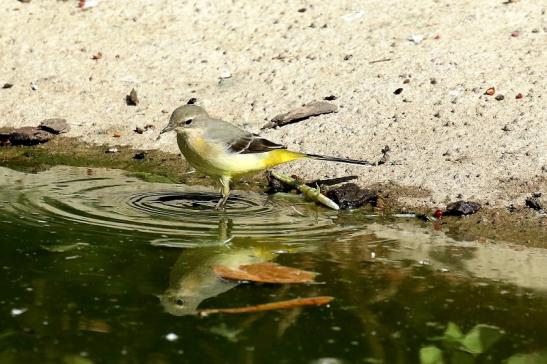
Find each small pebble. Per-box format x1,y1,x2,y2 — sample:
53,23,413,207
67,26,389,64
2,83,13,89
134,127,144,134
219,69,232,79
495,94,505,101
187,97,197,105
408,34,424,44
297,8,306,13
343,54,353,61
511,31,520,37
323,95,337,101
30,81,38,90
515,93,523,99
113,131,122,138
393,88,403,95
403,79,410,84
485,87,495,96
430,78,437,85
126,88,139,106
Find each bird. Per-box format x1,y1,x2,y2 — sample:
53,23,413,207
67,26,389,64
159,104,371,209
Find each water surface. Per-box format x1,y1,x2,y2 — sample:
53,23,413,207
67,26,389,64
0,166,545,363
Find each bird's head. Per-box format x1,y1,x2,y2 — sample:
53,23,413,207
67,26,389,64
160,105,209,134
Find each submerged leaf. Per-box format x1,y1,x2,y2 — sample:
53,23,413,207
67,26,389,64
443,322,464,342
460,324,504,354
419,346,445,364
198,296,333,316
505,351,547,364
214,262,316,284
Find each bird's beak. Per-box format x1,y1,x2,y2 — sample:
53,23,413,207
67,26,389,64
160,124,175,134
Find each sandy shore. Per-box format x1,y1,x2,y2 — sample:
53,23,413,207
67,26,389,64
1,0,545,208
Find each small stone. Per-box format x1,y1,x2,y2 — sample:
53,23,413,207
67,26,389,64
326,183,379,209
434,111,441,118
495,94,505,101
219,69,232,79
501,124,512,132
133,151,147,160
515,93,523,99
511,31,520,37
403,79,410,84
297,8,306,13
525,196,543,211
323,95,337,101
91,52,103,60
408,34,424,44
430,78,437,85
30,81,38,90
444,200,481,216
343,54,353,61
187,97,197,105
39,118,70,134
113,131,122,138
126,88,139,106
485,87,495,96
134,127,144,134
2,83,13,89
393,88,403,95
19,0,31,3
0,127,54,146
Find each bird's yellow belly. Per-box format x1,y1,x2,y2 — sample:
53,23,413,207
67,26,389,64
176,132,266,178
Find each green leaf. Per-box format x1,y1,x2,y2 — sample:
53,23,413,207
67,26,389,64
420,345,445,364
505,351,547,364
460,324,504,354
443,322,464,342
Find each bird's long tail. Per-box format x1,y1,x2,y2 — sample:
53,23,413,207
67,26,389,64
306,153,372,166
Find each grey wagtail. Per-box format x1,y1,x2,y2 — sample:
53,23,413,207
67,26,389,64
160,105,371,209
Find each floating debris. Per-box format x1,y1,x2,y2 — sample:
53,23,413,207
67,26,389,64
262,101,338,129
39,118,70,134
270,171,340,210
10,308,27,316
214,262,316,284
198,296,334,316
165,333,178,342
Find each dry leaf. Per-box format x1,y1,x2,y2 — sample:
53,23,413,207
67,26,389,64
198,296,334,316
214,262,316,284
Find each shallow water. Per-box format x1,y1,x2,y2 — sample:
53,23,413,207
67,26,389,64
0,166,545,363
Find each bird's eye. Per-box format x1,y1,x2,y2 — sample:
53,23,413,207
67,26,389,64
185,119,193,125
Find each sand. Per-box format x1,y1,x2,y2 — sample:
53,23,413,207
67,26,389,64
1,0,545,208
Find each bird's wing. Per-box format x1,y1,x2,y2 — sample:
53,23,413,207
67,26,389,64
204,119,286,154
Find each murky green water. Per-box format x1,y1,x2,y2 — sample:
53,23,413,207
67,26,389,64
0,166,545,364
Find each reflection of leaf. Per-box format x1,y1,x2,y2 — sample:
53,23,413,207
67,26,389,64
63,355,94,364
505,351,547,364
460,324,504,354
209,323,243,343
198,296,333,316
213,262,316,284
41,243,89,253
443,322,464,342
420,345,444,364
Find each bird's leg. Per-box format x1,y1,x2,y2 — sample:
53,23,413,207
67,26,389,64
215,176,231,210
